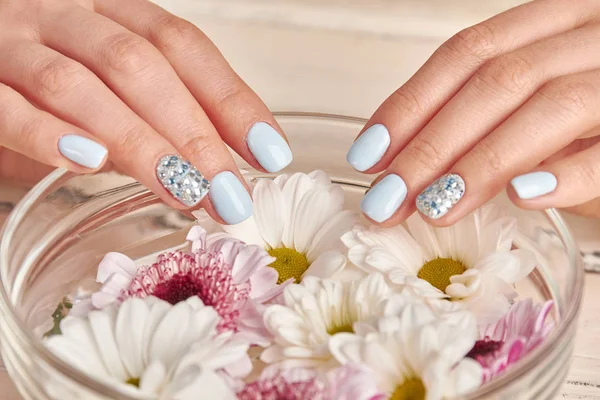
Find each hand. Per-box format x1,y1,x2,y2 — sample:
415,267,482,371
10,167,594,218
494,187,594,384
347,0,600,225
0,0,293,225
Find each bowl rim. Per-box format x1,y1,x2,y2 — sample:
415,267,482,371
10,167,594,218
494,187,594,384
0,112,585,399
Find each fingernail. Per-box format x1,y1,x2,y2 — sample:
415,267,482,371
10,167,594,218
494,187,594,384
360,174,408,223
416,174,465,219
156,155,210,207
346,124,391,172
247,122,293,173
58,134,107,169
209,171,253,224
511,171,557,200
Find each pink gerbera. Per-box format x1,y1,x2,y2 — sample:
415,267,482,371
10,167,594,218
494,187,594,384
71,226,288,345
237,365,384,400
467,299,554,381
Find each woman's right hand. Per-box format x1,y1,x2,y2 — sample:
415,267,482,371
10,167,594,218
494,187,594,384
0,0,293,225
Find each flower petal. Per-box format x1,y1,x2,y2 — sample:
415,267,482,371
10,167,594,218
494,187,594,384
251,179,286,249
96,252,138,283
303,251,346,279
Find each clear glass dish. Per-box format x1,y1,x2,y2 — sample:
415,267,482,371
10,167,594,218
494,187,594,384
0,113,584,399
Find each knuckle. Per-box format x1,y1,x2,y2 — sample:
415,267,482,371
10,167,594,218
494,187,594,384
475,53,535,94
33,58,88,98
539,77,595,118
573,155,600,188
443,23,498,61
113,125,148,155
472,139,507,178
404,135,445,172
180,134,218,159
150,15,200,51
386,84,428,117
100,33,154,75
18,117,43,149
212,84,246,111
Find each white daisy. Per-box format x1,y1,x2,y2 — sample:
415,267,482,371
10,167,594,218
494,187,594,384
330,303,483,400
260,273,391,371
342,205,536,323
45,296,249,400
194,170,362,284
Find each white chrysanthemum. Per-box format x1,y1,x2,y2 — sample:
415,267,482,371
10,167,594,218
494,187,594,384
260,273,391,371
195,170,362,284
45,297,248,400
342,205,536,323
330,303,483,400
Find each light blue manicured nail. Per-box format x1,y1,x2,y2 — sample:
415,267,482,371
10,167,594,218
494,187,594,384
209,171,253,224
360,174,407,223
511,171,557,200
346,124,391,172
247,122,293,173
58,135,107,169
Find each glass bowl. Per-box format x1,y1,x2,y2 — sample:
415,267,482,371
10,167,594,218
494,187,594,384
0,113,584,400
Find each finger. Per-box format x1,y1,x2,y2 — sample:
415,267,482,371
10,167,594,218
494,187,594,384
0,148,55,184
421,69,600,225
0,82,108,173
94,0,293,173
37,7,254,223
0,40,210,211
348,0,600,173
508,139,600,209
364,23,600,224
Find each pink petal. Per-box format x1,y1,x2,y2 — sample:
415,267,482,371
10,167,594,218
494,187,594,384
186,226,208,253
96,252,138,283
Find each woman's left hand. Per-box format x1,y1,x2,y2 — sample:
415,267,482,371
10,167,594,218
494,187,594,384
347,0,600,226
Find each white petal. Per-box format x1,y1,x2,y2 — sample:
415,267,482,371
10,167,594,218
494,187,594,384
329,333,364,364
447,359,483,396
149,302,193,367
281,172,316,247
475,252,521,284
139,360,166,394
511,248,537,281
292,189,338,254
306,210,358,261
303,251,346,279
88,308,128,381
96,253,138,283
168,366,237,400
222,216,265,247
252,179,285,248
115,298,149,378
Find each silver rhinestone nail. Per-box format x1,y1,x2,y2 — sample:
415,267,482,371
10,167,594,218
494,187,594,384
156,155,210,207
416,174,465,219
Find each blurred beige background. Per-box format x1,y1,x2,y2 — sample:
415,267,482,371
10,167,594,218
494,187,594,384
1,0,599,398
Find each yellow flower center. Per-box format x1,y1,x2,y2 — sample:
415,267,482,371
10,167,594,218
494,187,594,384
126,377,140,387
327,322,354,335
268,248,310,284
390,377,426,400
417,257,466,293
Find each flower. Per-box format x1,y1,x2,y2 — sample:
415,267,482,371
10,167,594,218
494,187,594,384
196,170,361,284
237,369,326,400
71,227,281,345
261,273,391,371
45,297,248,400
342,205,536,323
467,299,554,381
237,365,383,400
330,303,483,400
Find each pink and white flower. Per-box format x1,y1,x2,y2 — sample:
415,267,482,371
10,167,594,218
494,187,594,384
467,299,554,381
71,227,285,345
237,365,383,400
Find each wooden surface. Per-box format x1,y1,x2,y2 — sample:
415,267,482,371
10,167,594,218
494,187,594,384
1,0,600,398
